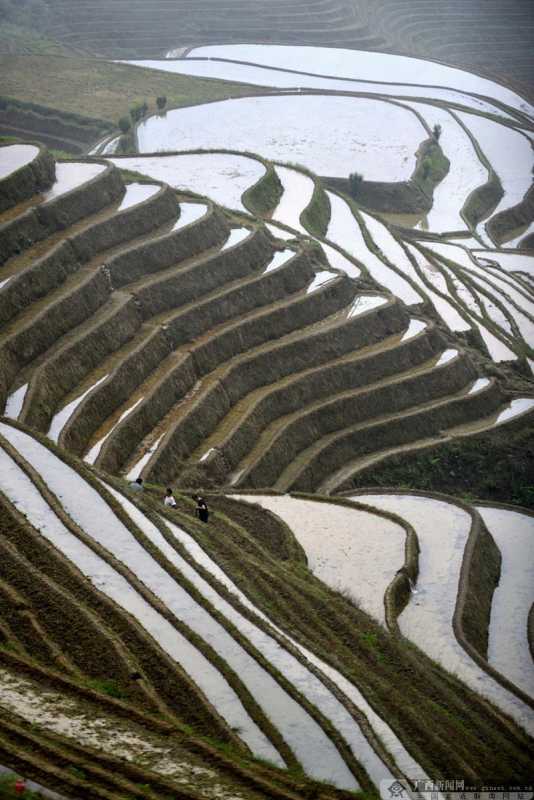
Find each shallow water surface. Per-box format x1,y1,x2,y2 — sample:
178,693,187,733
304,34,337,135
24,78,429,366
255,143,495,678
136,95,424,181
44,162,107,201
0,144,39,180
111,153,264,212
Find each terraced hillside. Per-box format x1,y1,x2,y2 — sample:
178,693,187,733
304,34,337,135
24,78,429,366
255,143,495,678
1,28,534,793
363,0,534,105
2,141,532,496
0,421,532,795
38,0,534,103
42,0,379,59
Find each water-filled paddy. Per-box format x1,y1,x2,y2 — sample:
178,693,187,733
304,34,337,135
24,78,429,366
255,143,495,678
477,505,534,700
354,492,534,735
136,95,425,181
126,58,517,121
44,162,107,200
325,192,421,303
186,45,534,117
0,143,39,179
172,201,207,229
402,102,487,233
110,153,265,212
271,165,314,232
116,182,160,210
239,495,404,625
457,112,534,220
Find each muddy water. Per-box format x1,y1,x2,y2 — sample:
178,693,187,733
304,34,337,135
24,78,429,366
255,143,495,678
474,251,534,279
406,244,473,332
163,505,434,784
241,495,404,625
376,211,424,229
326,192,420,302
129,56,521,123
0,144,39,179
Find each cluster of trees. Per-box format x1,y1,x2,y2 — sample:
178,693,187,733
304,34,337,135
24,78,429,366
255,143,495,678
118,96,167,134
0,0,49,29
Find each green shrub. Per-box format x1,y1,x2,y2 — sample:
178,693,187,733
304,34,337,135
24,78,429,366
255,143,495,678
118,115,131,134
156,95,167,110
349,171,364,197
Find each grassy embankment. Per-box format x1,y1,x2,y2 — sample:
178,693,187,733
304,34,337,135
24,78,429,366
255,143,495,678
0,55,267,126
347,417,534,509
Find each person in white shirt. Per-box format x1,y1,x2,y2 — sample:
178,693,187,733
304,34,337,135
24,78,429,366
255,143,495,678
164,488,177,508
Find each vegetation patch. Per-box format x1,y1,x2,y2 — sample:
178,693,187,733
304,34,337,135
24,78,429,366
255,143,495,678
300,179,331,238
0,56,267,127
346,416,534,509
462,170,504,229
242,161,283,217
487,184,534,245
323,136,448,216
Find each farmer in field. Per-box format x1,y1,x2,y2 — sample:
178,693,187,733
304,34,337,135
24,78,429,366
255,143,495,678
129,477,144,492
164,487,177,508
193,494,209,523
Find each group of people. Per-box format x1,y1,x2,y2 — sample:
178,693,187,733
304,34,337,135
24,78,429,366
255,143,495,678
128,477,209,523
164,489,209,523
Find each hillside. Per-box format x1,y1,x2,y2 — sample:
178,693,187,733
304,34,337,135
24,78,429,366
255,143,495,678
1,7,533,796
0,420,532,797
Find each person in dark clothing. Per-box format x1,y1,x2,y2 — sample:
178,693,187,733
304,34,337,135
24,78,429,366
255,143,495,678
193,494,209,523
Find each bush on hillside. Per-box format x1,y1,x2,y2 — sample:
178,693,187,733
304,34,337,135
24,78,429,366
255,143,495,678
118,116,131,134
349,171,364,197
156,95,167,110
129,101,148,123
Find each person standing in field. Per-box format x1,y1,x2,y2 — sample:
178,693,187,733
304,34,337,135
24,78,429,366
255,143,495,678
193,494,209,523
164,488,177,508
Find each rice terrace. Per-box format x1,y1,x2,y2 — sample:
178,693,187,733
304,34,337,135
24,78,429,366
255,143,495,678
1,0,534,797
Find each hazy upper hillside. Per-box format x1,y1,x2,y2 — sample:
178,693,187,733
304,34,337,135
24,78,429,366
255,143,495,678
3,0,532,100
